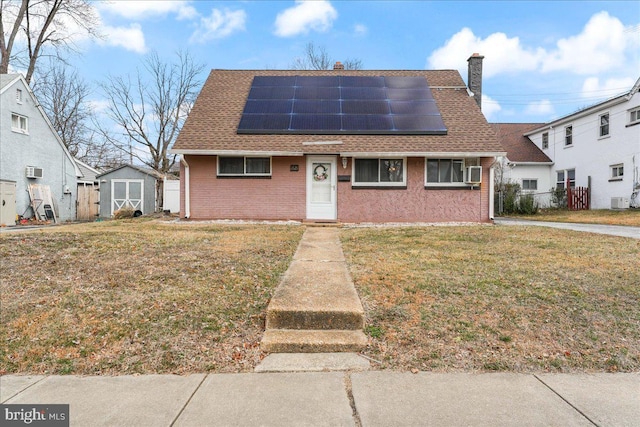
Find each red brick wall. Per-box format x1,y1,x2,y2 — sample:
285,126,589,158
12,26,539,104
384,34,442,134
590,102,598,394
181,155,306,220
181,155,493,222
337,157,491,223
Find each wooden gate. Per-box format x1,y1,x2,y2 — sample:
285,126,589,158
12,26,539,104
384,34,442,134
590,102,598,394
77,184,99,220
567,182,590,211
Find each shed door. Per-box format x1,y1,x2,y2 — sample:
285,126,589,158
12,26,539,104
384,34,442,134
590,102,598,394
111,179,144,216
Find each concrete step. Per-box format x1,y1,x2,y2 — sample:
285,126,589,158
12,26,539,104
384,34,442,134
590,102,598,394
261,329,367,353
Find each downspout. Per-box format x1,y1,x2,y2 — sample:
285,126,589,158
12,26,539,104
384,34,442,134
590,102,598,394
180,155,191,219
489,157,501,221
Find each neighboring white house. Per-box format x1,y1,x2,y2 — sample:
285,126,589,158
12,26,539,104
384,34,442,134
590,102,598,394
492,123,554,208
525,77,640,209
0,74,81,224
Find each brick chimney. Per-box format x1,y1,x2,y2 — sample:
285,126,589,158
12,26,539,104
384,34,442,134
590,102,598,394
467,53,484,109
333,61,344,70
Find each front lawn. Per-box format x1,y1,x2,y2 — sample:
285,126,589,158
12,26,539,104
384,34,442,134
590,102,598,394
509,208,640,227
0,220,303,375
341,225,640,373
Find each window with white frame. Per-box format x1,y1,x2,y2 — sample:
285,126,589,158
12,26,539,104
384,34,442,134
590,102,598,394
217,156,271,176
425,159,465,185
353,158,406,186
11,113,28,133
522,179,537,191
564,125,573,146
556,169,575,190
610,164,624,180
16,89,23,103
629,107,640,125
542,132,548,149
599,113,609,137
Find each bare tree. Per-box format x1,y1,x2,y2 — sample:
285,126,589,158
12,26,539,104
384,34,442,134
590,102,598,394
291,42,363,70
0,0,100,83
98,50,205,209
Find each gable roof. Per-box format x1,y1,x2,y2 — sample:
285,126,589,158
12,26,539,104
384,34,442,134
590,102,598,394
74,158,102,182
1,73,82,177
172,69,504,157
491,123,552,164
96,164,176,180
525,75,640,135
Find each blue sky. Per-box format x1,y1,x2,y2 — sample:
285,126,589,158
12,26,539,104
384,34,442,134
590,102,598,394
62,1,640,122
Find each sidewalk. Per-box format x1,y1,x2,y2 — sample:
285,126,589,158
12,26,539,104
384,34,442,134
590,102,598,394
2,372,638,426
494,217,640,239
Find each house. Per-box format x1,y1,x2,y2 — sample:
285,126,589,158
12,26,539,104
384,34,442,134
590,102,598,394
524,77,640,209
491,123,554,207
171,55,505,223
0,74,81,224
96,164,163,218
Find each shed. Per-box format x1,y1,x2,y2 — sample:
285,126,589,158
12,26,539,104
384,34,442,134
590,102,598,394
97,165,163,218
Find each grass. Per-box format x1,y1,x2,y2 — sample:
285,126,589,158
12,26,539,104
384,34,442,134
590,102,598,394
508,208,640,227
0,220,303,375
341,225,640,373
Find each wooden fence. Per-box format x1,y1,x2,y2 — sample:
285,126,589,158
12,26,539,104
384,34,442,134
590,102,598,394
567,179,590,211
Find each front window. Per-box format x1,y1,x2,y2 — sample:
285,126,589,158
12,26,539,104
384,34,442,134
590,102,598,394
426,159,464,185
599,113,609,137
610,164,624,180
353,158,406,186
557,169,575,190
630,107,640,125
217,156,271,176
564,125,573,146
11,113,28,133
522,179,538,191
542,132,548,149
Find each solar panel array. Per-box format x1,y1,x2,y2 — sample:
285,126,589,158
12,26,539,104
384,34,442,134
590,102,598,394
237,76,447,135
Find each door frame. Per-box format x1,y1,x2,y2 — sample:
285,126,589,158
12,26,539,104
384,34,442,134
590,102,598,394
111,179,144,216
306,156,337,220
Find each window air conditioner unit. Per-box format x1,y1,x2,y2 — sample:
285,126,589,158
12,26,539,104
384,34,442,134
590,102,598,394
25,166,43,179
611,197,629,209
465,166,482,184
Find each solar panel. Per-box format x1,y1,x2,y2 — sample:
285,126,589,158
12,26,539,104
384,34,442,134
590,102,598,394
237,75,448,135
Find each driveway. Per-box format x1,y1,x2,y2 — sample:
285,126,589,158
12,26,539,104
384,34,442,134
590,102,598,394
494,217,640,239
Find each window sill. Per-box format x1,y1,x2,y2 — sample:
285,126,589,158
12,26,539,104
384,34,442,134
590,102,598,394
217,175,271,179
564,144,573,149
626,121,640,128
11,129,28,135
608,178,623,182
424,185,478,190
598,134,611,140
351,185,407,190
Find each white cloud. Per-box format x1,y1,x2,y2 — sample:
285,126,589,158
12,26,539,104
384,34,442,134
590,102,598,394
481,94,501,121
189,8,246,43
581,77,636,99
354,23,368,36
98,1,197,20
525,100,555,116
542,12,629,74
427,28,544,79
98,24,146,53
274,0,337,37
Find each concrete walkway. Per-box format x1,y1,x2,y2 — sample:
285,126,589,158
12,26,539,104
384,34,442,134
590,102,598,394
2,372,638,426
495,217,640,239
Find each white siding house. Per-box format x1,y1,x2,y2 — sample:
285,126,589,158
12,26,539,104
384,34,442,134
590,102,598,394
0,74,81,223
525,77,640,209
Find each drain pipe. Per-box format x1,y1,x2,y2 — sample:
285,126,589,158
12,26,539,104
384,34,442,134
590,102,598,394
489,157,501,221
180,155,191,219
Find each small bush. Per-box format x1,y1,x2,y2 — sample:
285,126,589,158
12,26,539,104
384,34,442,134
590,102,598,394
518,193,538,215
113,207,135,219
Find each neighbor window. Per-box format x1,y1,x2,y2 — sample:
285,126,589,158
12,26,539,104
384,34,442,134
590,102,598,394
556,169,575,190
522,179,538,191
610,164,624,180
353,158,406,186
425,159,465,185
542,132,549,149
629,107,640,125
217,156,271,176
564,125,573,146
11,113,28,133
16,89,23,103
599,113,609,137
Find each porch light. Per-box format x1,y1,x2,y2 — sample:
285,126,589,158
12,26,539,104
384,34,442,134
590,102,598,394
341,157,348,169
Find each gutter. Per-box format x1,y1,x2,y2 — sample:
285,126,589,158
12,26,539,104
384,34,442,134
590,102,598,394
180,155,191,219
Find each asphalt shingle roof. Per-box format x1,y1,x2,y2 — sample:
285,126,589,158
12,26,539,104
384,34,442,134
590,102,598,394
491,123,552,163
173,69,504,155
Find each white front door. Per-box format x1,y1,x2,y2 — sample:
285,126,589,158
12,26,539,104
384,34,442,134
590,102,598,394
306,156,337,220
